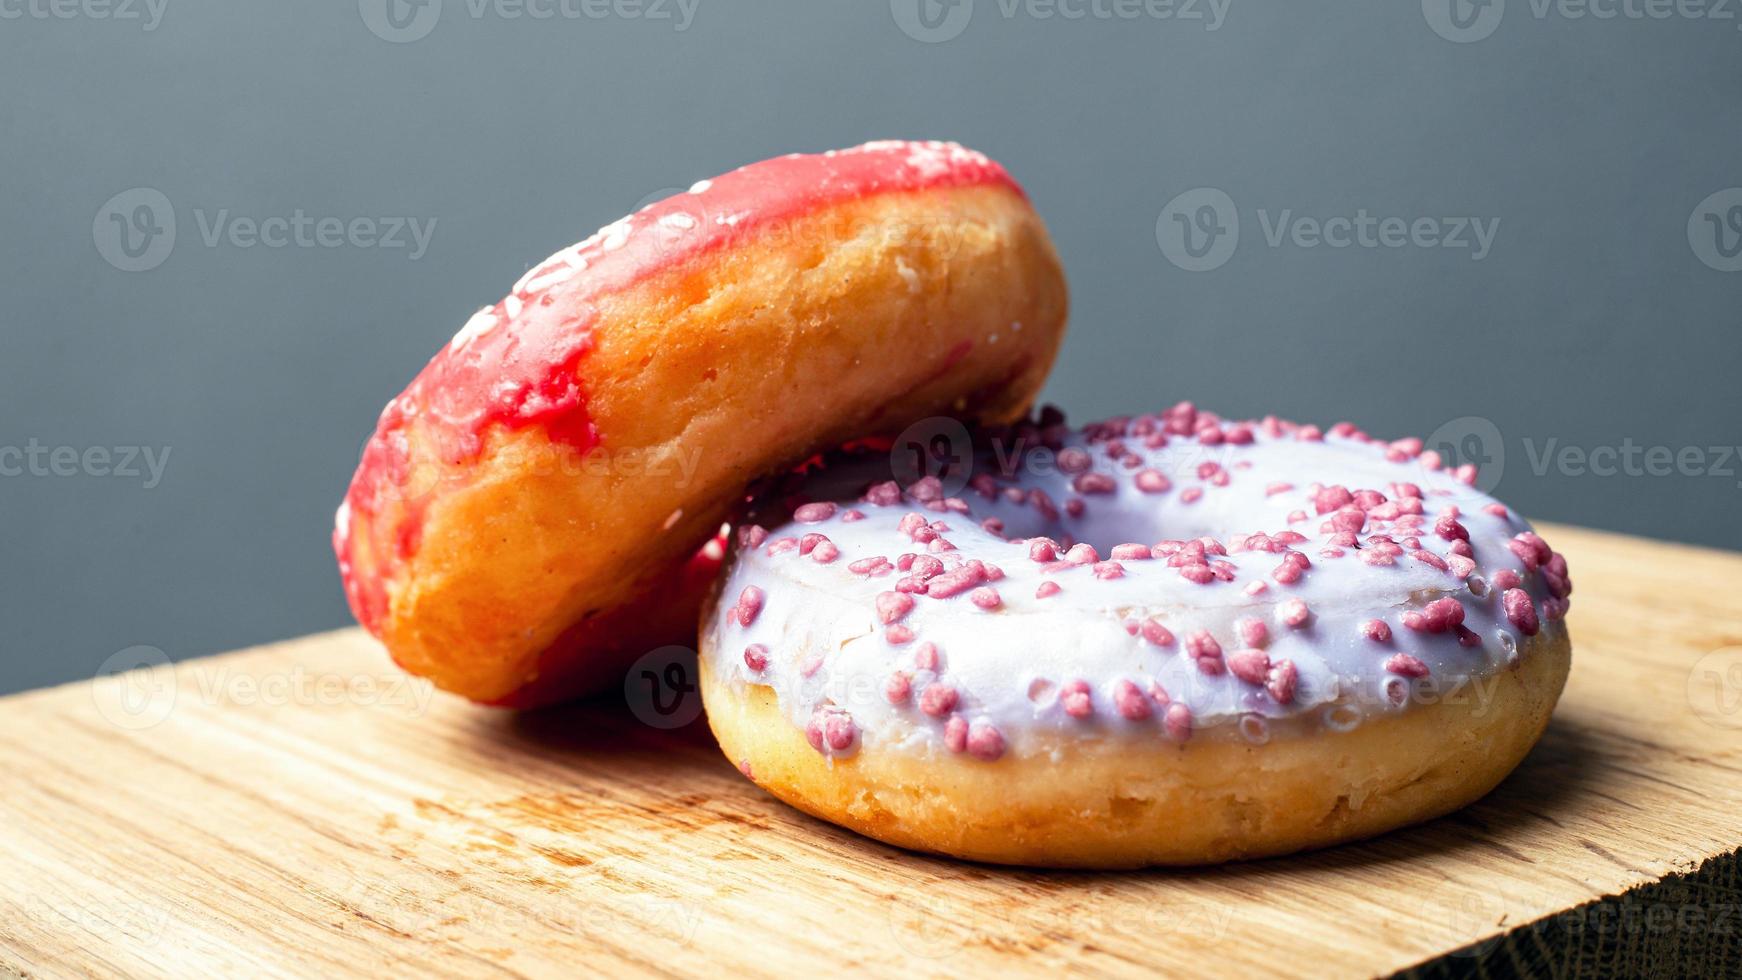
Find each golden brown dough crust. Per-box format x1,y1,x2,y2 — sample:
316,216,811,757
700,628,1570,868
344,182,1067,705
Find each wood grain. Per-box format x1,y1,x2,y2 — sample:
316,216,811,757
2,523,1739,979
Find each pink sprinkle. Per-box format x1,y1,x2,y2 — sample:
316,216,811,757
828,709,862,756
1359,548,1397,567
1244,581,1269,596
1093,561,1125,580
1279,598,1311,627
1035,581,1062,599
944,715,968,753
1060,679,1093,718
794,502,837,524
970,587,1003,610
864,481,902,506
1114,679,1152,720
734,586,765,627
1164,702,1193,741
1065,543,1100,565
1447,554,1475,579
926,565,985,598
1179,563,1215,584
1402,597,1465,633
1135,469,1172,494
1492,568,1522,591
1330,508,1366,534
1227,649,1271,685
1483,503,1509,519
1028,538,1059,562
1110,543,1152,561
1180,488,1204,504
1435,515,1469,542
1315,485,1355,514
876,591,915,625
1186,629,1222,660
1140,618,1175,646
1073,473,1116,495
1267,659,1299,704
1056,446,1092,474
743,644,769,672
1510,531,1552,570
919,683,959,717
841,509,865,522
885,672,912,704
766,537,798,556
911,642,941,672
738,525,769,549
812,541,840,564
966,721,1006,761
798,651,824,677
1239,618,1270,648
798,532,826,555
1503,588,1540,636
1385,654,1430,678
1410,550,1450,572
1361,619,1392,643
1266,482,1294,496
907,476,944,502
886,625,915,645
848,556,893,577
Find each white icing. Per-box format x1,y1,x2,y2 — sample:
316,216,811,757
701,418,1568,760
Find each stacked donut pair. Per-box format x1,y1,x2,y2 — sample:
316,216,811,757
336,141,1570,866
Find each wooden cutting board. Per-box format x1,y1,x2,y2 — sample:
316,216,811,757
3,523,1740,978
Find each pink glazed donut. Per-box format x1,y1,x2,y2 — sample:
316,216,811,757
699,403,1573,867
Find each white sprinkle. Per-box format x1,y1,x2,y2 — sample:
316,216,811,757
449,306,499,350
599,218,633,252
688,179,712,194
660,212,697,230
503,294,523,320
895,257,920,294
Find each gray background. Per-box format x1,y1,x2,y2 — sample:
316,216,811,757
2,0,1737,695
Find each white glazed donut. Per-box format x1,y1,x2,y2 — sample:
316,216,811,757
699,403,1573,867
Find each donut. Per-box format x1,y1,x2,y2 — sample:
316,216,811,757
699,403,1573,867
334,141,1069,706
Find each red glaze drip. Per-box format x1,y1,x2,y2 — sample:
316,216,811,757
336,141,1024,633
